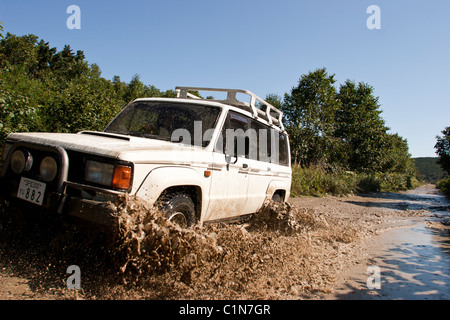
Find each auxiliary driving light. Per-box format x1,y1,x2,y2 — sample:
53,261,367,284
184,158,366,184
10,150,33,174
40,156,58,182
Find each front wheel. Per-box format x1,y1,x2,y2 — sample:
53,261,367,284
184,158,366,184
159,193,196,227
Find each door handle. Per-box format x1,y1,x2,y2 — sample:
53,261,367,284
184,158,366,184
242,163,248,169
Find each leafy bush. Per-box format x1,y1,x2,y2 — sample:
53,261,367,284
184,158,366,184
436,177,450,196
290,165,418,197
0,80,39,142
356,175,380,193
291,165,355,197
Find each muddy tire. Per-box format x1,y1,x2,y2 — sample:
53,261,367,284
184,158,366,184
159,193,196,227
271,193,283,203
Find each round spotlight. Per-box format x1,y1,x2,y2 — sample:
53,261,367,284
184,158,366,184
10,150,26,174
40,156,58,182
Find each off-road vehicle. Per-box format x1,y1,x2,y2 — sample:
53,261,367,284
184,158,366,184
0,87,291,229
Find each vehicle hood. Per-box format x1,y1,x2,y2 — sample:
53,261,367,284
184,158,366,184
6,131,206,161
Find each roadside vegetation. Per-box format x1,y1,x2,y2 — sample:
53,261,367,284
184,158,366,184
413,157,447,184
0,28,420,196
0,30,178,144
434,127,450,195
291,165,419,197
272,68,418,196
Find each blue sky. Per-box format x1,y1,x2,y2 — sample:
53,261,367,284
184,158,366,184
1,0,449,157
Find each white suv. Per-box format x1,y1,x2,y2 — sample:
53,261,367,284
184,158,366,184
0,87,291,229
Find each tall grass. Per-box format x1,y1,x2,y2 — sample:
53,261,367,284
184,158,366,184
290,164,419,197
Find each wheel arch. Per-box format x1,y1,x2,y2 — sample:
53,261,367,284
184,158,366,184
265,180,290,202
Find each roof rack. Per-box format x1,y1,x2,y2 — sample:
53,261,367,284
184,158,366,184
175,86,285,131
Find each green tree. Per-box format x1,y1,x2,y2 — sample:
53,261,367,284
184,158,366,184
265,93,283,110
435,126,450,174
36,39,57,74
282,68,342,166
0,79,39,141
0,32,127,140
40,64,125,133
0,33,39,72
123,74,163,102
335,80,389,172
283,68,339,137
380,133,413,174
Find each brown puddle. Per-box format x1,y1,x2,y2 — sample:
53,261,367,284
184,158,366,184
0,185,447,300
0,196,365,299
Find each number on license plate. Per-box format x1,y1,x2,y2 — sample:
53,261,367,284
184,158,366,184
17,177,46,206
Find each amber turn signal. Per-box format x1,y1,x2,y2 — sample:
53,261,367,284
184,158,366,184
112,165,132,189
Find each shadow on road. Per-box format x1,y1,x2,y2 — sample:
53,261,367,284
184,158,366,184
329,223,450,300
342,186,450,225
326,185,450,300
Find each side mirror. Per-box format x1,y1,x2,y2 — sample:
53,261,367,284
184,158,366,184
225,154,234,164
225,137,239,164
224,136,249,164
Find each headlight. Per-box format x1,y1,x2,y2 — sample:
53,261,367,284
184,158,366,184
40,156,58,182
85,160,114,186
10,150,33,174
10,150,26,174
85,160,132,190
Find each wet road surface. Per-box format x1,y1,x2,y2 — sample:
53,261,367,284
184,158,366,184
325,185,450,300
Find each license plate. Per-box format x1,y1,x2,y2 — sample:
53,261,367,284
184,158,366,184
17,177,46,206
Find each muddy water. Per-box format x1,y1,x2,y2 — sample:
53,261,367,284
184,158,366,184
1,185,448,300
325,185,450,300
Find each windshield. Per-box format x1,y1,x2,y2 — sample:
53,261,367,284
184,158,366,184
104,101,222,147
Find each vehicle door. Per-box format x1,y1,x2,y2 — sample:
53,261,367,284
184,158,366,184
205,111,251,221
246,123,291,208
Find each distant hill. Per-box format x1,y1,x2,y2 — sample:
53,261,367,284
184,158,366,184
414,157,448,183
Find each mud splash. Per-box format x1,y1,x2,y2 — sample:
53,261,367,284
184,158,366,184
107,197,362,299
113,197,332,280
113,195,222,285
247,200,330,234
1,194,393,300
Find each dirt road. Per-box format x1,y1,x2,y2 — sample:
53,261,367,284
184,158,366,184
0,184,448,300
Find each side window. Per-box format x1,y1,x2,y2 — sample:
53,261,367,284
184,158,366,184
251,120,270,162
278,132,289,166
215,111,251,158
269,129,289,166
215,111,289,166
